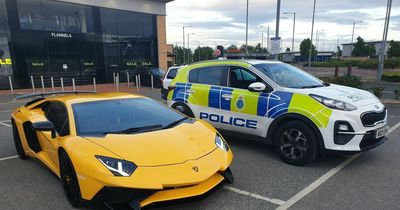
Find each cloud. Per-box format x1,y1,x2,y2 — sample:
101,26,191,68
166,0,400,51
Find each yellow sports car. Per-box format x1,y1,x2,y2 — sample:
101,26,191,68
11,91,233,210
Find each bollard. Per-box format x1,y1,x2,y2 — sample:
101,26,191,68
51,77,55,92
116,76,119,92
30,75,35,92
93,77,97,92
40,75,45,92
61,77,64,91
135,75,139,92
113,73,116,84
138,74,141,88
72,78,76,91
347,64,352,76
8,76,14,94
334,65,339,77
126,72,130,87
151,74,154,89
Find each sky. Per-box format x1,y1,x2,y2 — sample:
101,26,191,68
165,0,400,52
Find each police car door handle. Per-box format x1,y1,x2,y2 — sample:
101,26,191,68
222,94,233,100
186,90,195,94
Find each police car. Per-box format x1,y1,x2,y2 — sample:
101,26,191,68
166,60,389,165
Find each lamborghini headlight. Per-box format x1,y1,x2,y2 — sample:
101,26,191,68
96,156,137,177
310,94,357,111
215,133,229,151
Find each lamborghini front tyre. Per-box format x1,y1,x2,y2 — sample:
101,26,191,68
60,151,82,208
11,120,28,160
274,121,318,166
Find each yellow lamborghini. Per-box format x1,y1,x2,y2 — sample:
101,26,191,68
11,91,233,210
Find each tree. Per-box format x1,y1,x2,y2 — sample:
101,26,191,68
227,45,238,51
300,38,316,57
285,47,291,52
366,43,376,58
193,46,214,62
336,46,342,57
352,36,370,57
240,44,255,54
387,40,400,58
174,46,193,65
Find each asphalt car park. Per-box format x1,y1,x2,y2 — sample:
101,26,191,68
0,91,400,210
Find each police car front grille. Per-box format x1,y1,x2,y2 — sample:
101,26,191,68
360,108,386,127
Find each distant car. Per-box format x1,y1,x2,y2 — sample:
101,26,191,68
166,59,388,166
136,68,165,88
11,91,233,209
161,66,180,100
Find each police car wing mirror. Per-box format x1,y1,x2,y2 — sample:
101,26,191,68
248,82,266,92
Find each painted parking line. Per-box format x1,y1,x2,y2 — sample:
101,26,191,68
0,155,18,162
0,121,11,127
276,154,361,210
224,186,285,206
389,121,400,134
0,110,13,113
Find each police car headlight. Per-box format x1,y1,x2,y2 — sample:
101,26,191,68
96,156,137,177
215,134,229,151
310,94,357,111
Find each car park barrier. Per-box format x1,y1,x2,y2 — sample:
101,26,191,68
138,74,141,88
30,75,35,92
151,74,154,89
116,75,119,92
135,75,139,92
113,73,116,84
72,78,76,91
127,72,130,87
61,77,64,91
8,76,13,93
40,76,45,92
93,77,97,92
51,77,55,92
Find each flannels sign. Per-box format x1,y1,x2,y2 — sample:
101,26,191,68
51,33,72,38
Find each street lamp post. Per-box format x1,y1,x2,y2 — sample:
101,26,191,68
284,12,296,63
275,0,281,60
377,0,392,80
182,25,192,64
245,0,249,57
351,21,362,44
187,33,195,63
308,0,317,71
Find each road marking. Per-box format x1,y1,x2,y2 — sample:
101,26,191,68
389,121,400,134
0,110,12,113
276,154,361,210
0,155,18,162
0,121,11,127
224,186,285,206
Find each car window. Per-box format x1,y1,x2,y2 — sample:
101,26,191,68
188,66,228,86
167,68,178,79
254,63,323,88
45,102,69,136
229,67,263,89
72,98,185,136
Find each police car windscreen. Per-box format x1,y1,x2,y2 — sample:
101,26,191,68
254,63,323,89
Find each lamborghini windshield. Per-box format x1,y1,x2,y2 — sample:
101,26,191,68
254,63,325,89
72,98,185,136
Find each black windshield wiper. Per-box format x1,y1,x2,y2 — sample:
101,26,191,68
163,117,188,129
300,85,324,89
104,124,163,135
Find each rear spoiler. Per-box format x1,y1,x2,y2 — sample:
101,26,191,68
16,91,96,100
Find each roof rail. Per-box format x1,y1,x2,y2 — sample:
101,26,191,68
16,91,96,100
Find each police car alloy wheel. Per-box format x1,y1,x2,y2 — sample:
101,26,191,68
275,121,318,165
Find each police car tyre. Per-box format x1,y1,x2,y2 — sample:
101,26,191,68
11,119,28,160
275,121,318,166
172,103,195,118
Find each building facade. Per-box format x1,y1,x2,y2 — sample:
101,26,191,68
0,0,173,89
341,41,391,57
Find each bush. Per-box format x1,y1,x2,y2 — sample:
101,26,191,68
394,90,400,100
382,72,400,82
320,74,363,88
369,87,385,98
